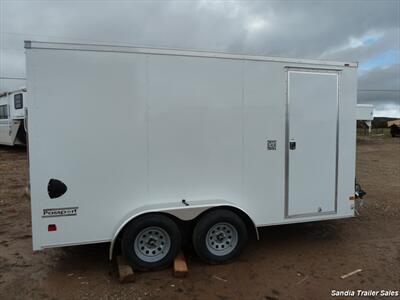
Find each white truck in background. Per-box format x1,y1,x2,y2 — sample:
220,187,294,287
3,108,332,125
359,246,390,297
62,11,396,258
0,88,27,146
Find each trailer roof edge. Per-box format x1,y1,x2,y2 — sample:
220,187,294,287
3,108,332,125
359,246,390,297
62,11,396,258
0,88,27,97
24,40,358,68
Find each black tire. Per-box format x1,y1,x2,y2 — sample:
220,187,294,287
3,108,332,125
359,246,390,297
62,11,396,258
192,209,247,264
121,214,181,271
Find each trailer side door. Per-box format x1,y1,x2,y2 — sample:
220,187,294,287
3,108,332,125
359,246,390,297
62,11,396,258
286,69,339,217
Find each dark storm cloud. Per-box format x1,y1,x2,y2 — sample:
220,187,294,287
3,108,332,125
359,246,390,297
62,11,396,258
0,0,399,116
358,64,400,115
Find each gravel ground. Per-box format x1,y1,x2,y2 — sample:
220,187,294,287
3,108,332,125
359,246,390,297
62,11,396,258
0,137,399,300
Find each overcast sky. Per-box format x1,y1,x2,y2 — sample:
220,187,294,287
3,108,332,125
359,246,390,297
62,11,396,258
0,0,399,117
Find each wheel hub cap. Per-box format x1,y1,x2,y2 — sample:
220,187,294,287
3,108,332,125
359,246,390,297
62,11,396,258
206,222,238,256
134,226,171,263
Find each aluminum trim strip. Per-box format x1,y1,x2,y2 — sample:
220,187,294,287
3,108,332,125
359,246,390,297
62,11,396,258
24,40,358,67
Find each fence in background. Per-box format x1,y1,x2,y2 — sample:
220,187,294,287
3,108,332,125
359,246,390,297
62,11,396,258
357,128,391,136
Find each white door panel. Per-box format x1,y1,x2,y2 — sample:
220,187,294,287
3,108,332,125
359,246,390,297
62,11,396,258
287,70,338,217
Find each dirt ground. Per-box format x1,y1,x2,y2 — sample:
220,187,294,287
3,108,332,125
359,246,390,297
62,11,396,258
0,137,399,300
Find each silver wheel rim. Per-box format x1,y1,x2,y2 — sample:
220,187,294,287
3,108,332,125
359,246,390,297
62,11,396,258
134,226,171,262
206,222,238,256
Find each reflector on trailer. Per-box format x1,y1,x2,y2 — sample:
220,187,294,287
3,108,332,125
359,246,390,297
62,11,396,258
48,224,57,232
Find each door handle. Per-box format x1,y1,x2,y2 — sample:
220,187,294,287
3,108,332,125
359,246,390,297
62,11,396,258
289,141,296,150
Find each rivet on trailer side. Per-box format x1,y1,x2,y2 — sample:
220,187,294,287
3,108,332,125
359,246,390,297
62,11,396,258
25,40,361,270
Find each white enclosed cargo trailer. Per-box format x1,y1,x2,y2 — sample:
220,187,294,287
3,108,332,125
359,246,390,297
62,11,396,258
356,104,374,134
26,41,359,269
0,88,27,146
356,104,374,121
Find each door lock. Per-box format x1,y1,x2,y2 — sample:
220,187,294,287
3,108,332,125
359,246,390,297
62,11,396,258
289,141,296,150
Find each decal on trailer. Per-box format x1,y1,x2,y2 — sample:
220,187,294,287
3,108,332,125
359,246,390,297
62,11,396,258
267,140,277,150
42,207,78,218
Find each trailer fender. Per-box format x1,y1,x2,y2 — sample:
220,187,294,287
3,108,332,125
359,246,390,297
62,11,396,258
109,200,258,260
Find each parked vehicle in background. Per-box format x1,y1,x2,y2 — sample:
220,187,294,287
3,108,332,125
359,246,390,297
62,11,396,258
0,88,27,146
387,120,400,137
356,104,374,134
26,41,360,271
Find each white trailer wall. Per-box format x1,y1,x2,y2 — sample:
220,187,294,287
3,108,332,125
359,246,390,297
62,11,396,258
26,43,357,250
356,104,374,121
